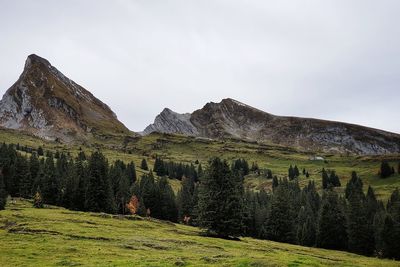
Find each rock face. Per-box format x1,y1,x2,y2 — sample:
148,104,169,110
143,98,400,154
0,54,130,142
143,108,198,135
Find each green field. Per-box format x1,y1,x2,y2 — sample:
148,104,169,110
0,199,398,267
1,128,399,199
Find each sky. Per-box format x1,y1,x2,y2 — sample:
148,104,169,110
0,0,399,133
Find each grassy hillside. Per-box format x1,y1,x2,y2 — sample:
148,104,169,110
1,128,399,199
0,199,398,267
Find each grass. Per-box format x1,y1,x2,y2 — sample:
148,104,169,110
0,199,398,267
1,128,400,199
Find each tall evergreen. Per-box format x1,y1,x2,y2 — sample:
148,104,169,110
158,176,178,222
322,168,329,189
317,190,348,250
380,161,392,178
140,158,149,171
296,203,316,246
346,174,374,255
197,157,244,238
41,154,59,205
15,155,32,198
85,151,115,213
265,181,296,243
0,172,7,210
177,176,195,222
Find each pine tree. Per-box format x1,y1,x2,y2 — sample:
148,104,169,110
294,165,300,177
380,161,392,178
177,176,195,223
381,214,400,260
288,165,294,180
265,182,296,243
346,174,374,255
41,154,59,205
15,155,32,198
141,158,149,171
85,151,115,213
317,190,348,250
158,176,178,222
296,203,316,246
0,172,7,210
197,157,244,238
71,156,87,211
322,168,329,189
37,146,44,156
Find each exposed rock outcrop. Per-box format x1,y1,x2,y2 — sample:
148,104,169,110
143,98,400,154
0,54,130,142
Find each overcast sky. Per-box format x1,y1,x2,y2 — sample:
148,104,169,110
0,0,399,133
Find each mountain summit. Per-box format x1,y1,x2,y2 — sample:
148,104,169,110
143,98,400,154
0,54,130,142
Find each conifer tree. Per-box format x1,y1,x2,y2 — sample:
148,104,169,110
265,181,296,243
141,158,149,171
296,204,316,246
15,155,32,198
381,214,400,260
37,154,58,205
158,176,178,222
177,176,195,223
346,174,374,255
380,161,392,178
288,165,294,180
0,172,7,210
197,157,244,238
85,151,115,213
322,168,329,189
294,165,300,177
37,146,44,156
317,190,348,250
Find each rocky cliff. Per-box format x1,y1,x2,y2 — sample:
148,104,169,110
0,54,130,142
143,98,400,154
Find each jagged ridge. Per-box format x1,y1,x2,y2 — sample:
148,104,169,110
143,98,400,154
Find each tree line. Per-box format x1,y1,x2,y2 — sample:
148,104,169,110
0,143,399,260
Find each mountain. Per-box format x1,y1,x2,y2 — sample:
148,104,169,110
0,54,131,142
143,98,400,154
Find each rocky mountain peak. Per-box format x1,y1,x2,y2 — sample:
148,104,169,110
0,54,130,142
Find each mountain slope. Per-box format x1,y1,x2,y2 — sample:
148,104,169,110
0,54,131,142
143,98,400,154
1,200,397,266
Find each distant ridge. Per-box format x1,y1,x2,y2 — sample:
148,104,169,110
143,98,400,154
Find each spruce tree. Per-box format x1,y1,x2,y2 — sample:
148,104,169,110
177,176,195,223
346,174,374,255
380,161,392,178
294,165,300,177
158,176,178,222
296,203,316,246
381,214,400,260
197,157,244,238
265,181,296,243
317,190,348,250
0,172,7,210
141,158,149,171
322,168,329,189
15,155,32,198
41,154,59,205
85,151,115,213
